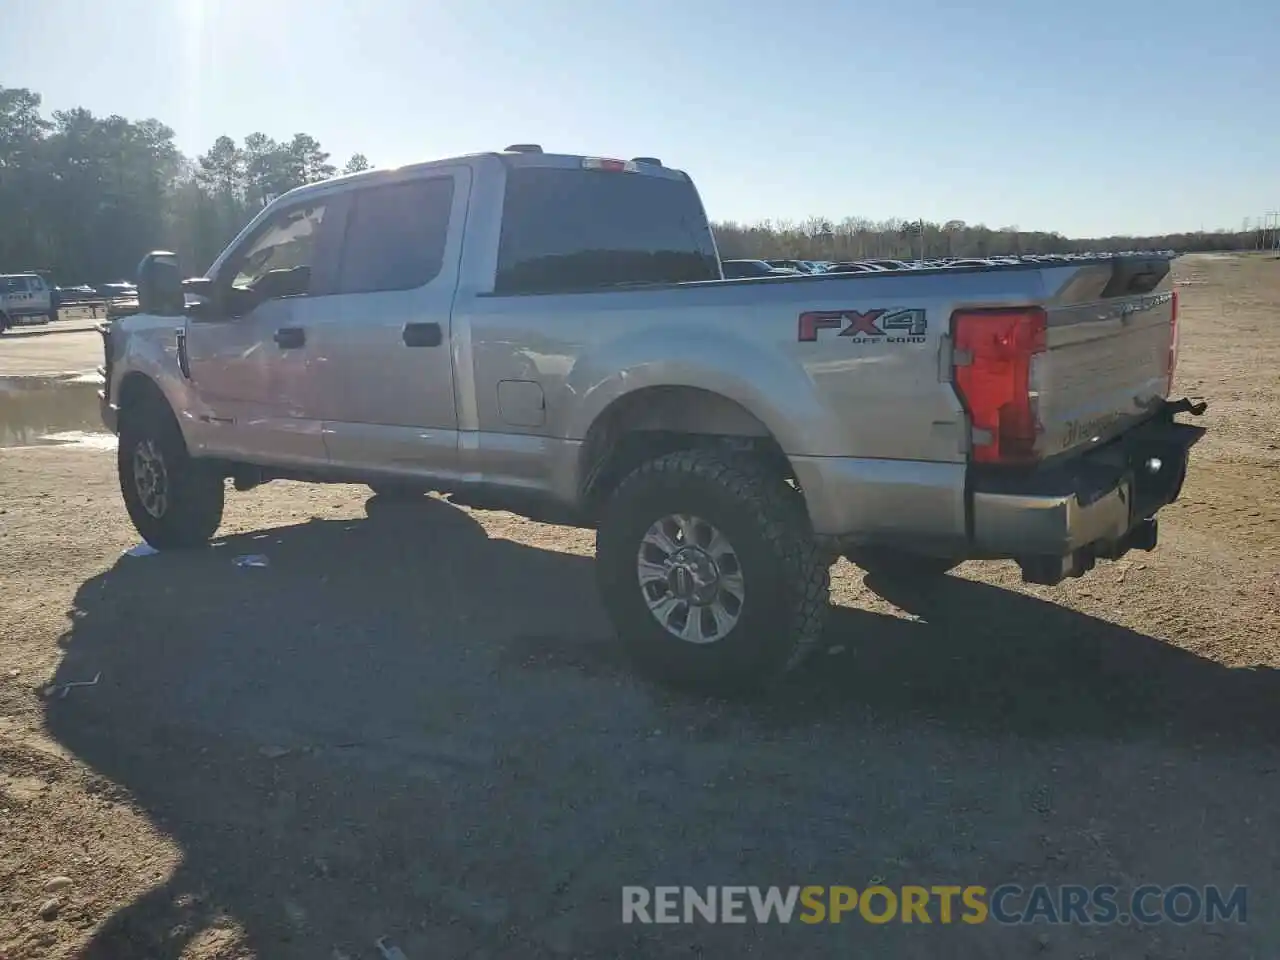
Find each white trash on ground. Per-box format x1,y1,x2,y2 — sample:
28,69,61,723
46,672,101,699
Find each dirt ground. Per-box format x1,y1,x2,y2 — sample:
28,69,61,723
0,254,1277,959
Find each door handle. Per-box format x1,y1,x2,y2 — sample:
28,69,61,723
402,322,442,347
274,327,306,349
176,328,190,378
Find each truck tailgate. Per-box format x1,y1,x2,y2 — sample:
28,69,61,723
1035,258,1176,458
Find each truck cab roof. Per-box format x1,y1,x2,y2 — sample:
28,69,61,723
278,149,689,208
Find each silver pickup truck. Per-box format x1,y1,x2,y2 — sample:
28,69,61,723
99,145,1206,691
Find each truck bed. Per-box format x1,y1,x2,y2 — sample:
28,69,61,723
473,253,1177,466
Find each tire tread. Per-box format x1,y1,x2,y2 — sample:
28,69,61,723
118,396,224,548
597,447,830,688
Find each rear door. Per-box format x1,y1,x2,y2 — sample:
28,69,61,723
458,157,723,488
27,276,52,316
314,167,468,473
1035,258,1176,457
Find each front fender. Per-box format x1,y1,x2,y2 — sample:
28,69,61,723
109,314,203,444
556,326,840,456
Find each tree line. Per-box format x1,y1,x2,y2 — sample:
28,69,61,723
0,85,369,284
0,84,1260,285
712,216,1260,263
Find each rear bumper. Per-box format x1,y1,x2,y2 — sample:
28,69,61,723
973,478,1136,557
971,403,1206,583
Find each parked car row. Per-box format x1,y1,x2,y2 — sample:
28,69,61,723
723,251,1178,277
55,281,138,304
0,274,141,332
719,259,833,278
720,259,802,278
765,259,825,274
54,284,98,303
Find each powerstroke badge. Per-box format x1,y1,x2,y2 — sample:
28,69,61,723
798,308,927,343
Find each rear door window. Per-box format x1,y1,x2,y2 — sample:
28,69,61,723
337,177,455,294
495,167,720,295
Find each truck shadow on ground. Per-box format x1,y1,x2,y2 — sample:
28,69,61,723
45,495,1279,958
775,569,1280,741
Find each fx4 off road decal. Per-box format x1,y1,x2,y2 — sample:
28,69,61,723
797,308,927,344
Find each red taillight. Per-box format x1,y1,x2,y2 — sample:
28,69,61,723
1166,290,1179,393
952,307,1047,463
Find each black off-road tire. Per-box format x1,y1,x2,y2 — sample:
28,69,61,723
595,448,830,694
846,547,957,579
118,396,225,549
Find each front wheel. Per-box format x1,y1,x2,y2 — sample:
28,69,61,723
118,399,225,549
595,449,829,694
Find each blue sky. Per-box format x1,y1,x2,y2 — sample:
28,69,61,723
7,0,1277,236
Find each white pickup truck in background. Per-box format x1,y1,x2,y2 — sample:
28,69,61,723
0,273,56,332
99,145,1207,691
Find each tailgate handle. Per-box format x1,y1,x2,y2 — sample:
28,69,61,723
403,322,442,347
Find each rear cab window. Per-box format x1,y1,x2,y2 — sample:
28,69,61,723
494,162,720,295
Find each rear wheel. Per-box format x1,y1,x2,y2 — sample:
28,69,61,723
118,396,225,549
596,448,829,693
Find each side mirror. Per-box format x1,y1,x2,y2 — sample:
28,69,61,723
136,251,185,316
181,276,216,318
182,276,214,299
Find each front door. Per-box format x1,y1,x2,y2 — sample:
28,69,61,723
183,195,341,466
2,276,38,321
310,168,467,478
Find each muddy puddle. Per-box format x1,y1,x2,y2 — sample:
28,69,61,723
0,376,114,449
